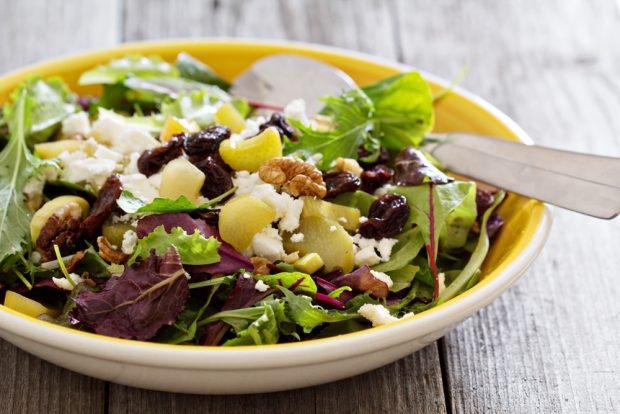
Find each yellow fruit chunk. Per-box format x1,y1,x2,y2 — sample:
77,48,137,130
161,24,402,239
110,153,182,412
301,197,361,232
34,140,92,159
4,291,58,318
30,196,90,243
219,195,276,252
160,117,195,143
214,102,246,133
219,127,282,172
284,216,354,273
102,222,135,247
294,253,325,274
159,158,206,203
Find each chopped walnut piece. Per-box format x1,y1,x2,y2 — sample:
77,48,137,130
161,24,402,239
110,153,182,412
258,157,326,198
250,256,272,276
97,236,130,264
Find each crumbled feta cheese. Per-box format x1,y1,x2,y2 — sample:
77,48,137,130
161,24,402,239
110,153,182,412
329,225,337,232
61,112,91,137
250,226,287,261
23,163,59,207
352,234,398,266
254,279,270,293
121,230,138,255
284,99,309,125
338,216,348,224
359,216,368,223
438,272,446,294
58,150,117,189
233,171,303,232
370,270,394,288
91,111,159,154
52,273,84,291
124,152,141,174
120,173,159,202
358,304,398,327
290,233,305,243
229,116,267,146
242,272,252,279
94,142,123,162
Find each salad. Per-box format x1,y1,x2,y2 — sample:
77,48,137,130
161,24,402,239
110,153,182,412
0,53,505,346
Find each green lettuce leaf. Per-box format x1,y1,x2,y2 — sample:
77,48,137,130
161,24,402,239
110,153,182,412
440,183,477,249
371,227,425,273
117,187,235,214
222,304,281,346
128,225,220,265
9,77,77,145
386,264,420,292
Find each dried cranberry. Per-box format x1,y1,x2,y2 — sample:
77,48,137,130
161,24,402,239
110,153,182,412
358,145,389,168
137,136,184,176
323,171,361,198
361,164,394,194
81,174,123,240
193,156,234,199
183,125,231,158
393,147,452,186
359,194,409,239
476,188,496,217
486,213,504,238
259,113,296,139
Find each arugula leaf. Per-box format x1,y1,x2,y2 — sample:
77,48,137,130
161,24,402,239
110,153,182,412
176,52,232,91
438,192,505,302
364,72,434,150
8,77,77,145
128,225,220,265
287,72,434,168
117,187,235,214
222,304,281,346
257,272,317,295
287,89,374,169
387,264,420,292
0,91,37,262
79,55,178,85
277,286,358,333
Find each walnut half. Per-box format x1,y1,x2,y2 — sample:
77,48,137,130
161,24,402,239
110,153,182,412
35,202,84,262
258,157,327,198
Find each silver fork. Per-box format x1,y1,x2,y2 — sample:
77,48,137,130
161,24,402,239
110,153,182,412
232,55,620,219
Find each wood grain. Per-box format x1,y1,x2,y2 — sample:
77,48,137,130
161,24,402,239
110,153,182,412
0,1,118,413
394,0,620,412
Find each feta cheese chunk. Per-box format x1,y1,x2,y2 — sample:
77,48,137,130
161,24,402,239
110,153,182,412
61,112,91,137
290,233,305,243
250,226,287,261
352,234,398,267
254,279,270,293
120,173,159,202
91,111,159,154
58,150,117,189
52,273,85,291
284,99,309,125
358,304,398,327
370,270,394,288
121,230,138,255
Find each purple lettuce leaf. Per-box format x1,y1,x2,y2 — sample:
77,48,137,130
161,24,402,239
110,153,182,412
331,265,389,299
68,246,189,340
201,275,275,345
314,276,354,303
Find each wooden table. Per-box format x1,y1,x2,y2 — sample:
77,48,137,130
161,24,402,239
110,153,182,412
1,1,618,412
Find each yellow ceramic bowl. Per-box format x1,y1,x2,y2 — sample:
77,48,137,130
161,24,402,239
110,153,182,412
0,40,552,394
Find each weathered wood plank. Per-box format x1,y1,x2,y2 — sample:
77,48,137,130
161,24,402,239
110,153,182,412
394,0,620,412
0,1,119,413
113,0,448,412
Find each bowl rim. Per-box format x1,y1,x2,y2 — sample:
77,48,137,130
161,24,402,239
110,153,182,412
0,38,553,370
